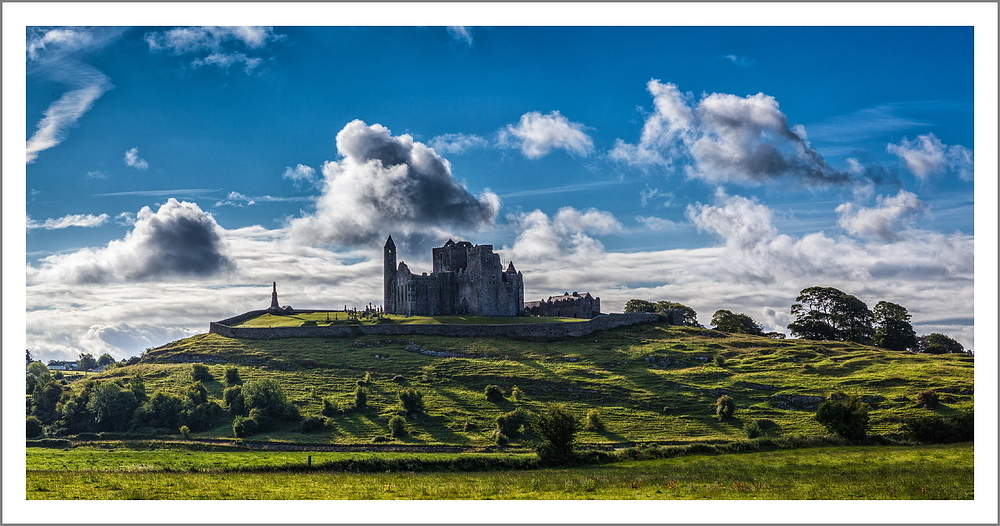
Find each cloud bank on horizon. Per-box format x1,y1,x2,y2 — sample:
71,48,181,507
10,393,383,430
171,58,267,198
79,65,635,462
23,25,979,361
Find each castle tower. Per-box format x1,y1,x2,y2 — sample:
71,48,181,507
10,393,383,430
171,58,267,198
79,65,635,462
383,235,397,314
270,282,279,309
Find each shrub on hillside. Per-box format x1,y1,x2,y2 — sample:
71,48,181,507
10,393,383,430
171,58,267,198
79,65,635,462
388,415,407,438
511,385,524,402
398,388,424,414
232,416,258,438
484,384,505,403
902,411,973,443
321,398,339,417
744,418,779,439
530,404,581,464
915,390,940,409
815,393,869,440
584,409,605,432
356,371,373,386
496,409,531,438
713,355,727,367
224,367,242,386
223,386,245,415
300,416,326,433
353,386,368,411
179,425,190,439
191,364,214,382
26,416,43,438
715,395,736,421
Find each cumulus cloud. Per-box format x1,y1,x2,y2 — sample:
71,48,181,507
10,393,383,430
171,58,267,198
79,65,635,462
836,190,927,242
429,133,489,155
611,80,855,187
28,198,233,284
145,26,280,74
498,111,595,159
25,28,122,163
887,133,974,181
27,213,109,230
506,207,622,262
288,120,500,247
447,26,473,46
124,147,148,169
282,164,320,188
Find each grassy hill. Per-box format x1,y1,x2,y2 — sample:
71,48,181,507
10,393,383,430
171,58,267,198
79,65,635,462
92,321,973,445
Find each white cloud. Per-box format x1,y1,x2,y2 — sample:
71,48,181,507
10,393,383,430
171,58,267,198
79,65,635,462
835,190,927,242
28,199,233,284
287,120,500,247
887,133,974,181
636,216,679,231
498,111,594,159
86,170,107,179
25,28,120,163
215,191,256,207
27,213,109,230
124,147,148,170
447,26,473,46
611,80,853,187
640,185,673,208
506,207,622,262
429,133,489,155
724,54,754,67
282,164,320,188
145,26,280,74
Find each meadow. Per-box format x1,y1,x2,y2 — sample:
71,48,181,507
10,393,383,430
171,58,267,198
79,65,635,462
26,443,973,500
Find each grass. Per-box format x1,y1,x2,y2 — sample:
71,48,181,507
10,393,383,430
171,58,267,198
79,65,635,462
85,322,973,445
26,443,973,499
232,313,587,328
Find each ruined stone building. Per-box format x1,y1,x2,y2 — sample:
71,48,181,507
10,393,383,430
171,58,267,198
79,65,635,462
524,291,601,319
383,236,524,316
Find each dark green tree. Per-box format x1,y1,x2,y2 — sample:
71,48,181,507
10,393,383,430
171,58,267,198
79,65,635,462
788,287,873,344
530,404,581,463
242,378,290,420
715,394,736,420
398,388,424,414
97,353,116,367
224,367,242,386
191,364,214,382
656,301,700,326
353,386,368,410
26,416,43,438
872,301,918,351
86,381,139,431
918,333,965,354
77,353,98,371
815,393,869,440
711,310,764,335
141,392,185,429
624,299,657,313
31,380,64,424
26,361,49,378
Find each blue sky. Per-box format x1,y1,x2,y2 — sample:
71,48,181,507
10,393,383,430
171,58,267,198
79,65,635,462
15,22,988,362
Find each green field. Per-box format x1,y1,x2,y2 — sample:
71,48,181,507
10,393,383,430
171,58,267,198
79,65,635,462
232,312,587,327
26,443,973,499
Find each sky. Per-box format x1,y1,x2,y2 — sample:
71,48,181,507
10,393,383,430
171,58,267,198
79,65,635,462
12,19,991,365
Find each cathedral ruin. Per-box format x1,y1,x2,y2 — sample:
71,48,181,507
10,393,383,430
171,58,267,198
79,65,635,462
383,236,524,316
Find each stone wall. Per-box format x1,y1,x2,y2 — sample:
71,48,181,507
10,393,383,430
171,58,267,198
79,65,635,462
209,312,661,340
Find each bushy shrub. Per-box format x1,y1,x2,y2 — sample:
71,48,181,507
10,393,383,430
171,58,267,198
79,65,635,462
398,388,424,414
494,431,509,447
743,418,778,439
484,384,505,403
713,355,726,367
584,409,605,432
915,390,940,409
223,386,245,415
715,395,736,420
224,367,241,386
321,398,339,417
530,404,581,463
902,411,973,443
356,371,373,386
232,416,258,438
353,386,368,411
26,416,43,438
496,409,531,438
815,394,869,440
191,364,214,382
300,416,326,433
388,415,407,438
511,385,523,402
179,425,190,439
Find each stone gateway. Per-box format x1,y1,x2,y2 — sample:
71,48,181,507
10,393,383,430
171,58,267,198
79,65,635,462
383,236,524,316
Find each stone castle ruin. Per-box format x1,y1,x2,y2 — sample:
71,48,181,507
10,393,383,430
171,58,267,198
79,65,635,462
525,291,601,319
383,236,524,316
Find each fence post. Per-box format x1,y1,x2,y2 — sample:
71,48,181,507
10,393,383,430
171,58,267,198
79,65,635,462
307,455,312,468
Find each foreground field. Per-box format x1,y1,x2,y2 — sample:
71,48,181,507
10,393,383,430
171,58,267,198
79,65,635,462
26,443,973,500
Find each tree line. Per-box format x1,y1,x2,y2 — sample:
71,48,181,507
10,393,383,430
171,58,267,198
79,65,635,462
624,285,967,354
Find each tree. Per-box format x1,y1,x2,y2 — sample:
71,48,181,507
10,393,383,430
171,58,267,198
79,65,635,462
388,415,407,438
918,333,965,354
397,388,424,414
788,287,873,344
242,379,291,421
715,395,736,420
27,416,44,438
656,301,700,326
140,392,185,429
31,380,64,424
77,353,98,371
224,367,242,386
872,301,918,351
815,393,869,440
624,299,657,313
97,353,116,367
711,310,764,335
530,404,581,463
484,384,505,403
191,364,214,382
27,361,49,378
86,381,139,431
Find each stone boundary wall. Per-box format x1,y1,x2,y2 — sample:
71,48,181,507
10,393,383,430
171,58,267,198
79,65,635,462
209,312,661,340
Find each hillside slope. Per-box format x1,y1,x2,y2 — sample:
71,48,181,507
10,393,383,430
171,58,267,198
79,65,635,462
98,321,972,445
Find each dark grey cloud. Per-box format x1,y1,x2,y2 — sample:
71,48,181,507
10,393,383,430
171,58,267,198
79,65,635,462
289,120,501,247
27,198,233,283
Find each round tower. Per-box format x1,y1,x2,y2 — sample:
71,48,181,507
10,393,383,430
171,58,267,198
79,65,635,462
383,235,397,314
